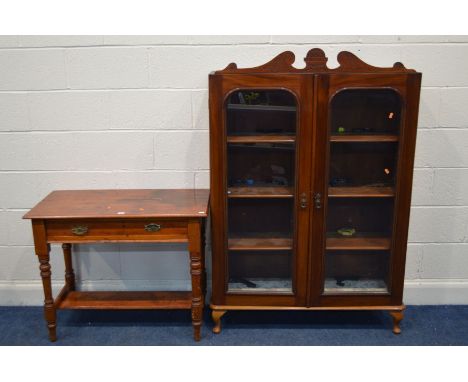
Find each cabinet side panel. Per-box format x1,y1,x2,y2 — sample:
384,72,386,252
390,73,422,305
209,74,227,305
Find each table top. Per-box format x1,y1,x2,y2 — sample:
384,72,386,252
23,189,210,219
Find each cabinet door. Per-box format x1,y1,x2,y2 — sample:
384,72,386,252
210,74,313,306
309,73,421,306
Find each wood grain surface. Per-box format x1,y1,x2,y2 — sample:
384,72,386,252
23,189,210,219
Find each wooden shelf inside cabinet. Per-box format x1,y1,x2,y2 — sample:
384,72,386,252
56,291,192,310
326,236,391,251
330,134,398,143
228,186,294,198
328,186,395,198
227,135,296,144
227,104,296,112
228,237,293,251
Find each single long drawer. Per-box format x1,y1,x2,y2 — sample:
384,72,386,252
122,219,188,241
45,219,188,242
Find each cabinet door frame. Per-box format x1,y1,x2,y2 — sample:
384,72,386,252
308,73,422,307
209,73,314,307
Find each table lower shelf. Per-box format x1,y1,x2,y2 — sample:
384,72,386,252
55,290,193,310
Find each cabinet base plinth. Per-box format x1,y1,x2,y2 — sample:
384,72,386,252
210,304,406,334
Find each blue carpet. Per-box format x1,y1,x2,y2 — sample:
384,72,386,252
0,305,467,345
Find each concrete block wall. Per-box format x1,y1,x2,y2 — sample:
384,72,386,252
0,35,467,304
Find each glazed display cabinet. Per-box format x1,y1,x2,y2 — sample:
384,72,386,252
208,49,421,334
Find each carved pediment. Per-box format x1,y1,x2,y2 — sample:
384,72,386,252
216,48,415,74
218,51,300,74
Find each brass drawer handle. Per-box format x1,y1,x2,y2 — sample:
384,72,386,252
144,223,162,232
71,225,88,236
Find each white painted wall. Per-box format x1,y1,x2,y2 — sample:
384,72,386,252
0,35,467,305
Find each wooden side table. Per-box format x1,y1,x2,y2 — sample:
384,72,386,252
23,189,210,342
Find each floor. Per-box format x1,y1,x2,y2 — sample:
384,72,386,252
1,305,467,345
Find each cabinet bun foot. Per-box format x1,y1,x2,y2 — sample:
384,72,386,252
212,310,226,334
389,310,404,335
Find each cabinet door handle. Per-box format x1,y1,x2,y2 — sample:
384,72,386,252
71,225,88,236
300,193,308,209
144,223,161,232
314,193,322,209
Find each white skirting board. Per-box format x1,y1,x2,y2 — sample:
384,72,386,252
0,279,467,306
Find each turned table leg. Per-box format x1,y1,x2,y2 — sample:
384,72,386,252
32,221,57,342
38,245,57,342
389,309,404,334
212,310,227,334
188,220,204,341
62,243,75,291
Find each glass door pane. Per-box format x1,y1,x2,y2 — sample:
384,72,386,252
226,89,297,294
330,88,401,136
324,88,401,294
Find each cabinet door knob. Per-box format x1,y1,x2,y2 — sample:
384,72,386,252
71,225,88,236
144,223,161,232
314,193,322,209
300,193,308,209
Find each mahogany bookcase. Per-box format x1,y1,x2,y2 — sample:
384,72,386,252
208,48,421,334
